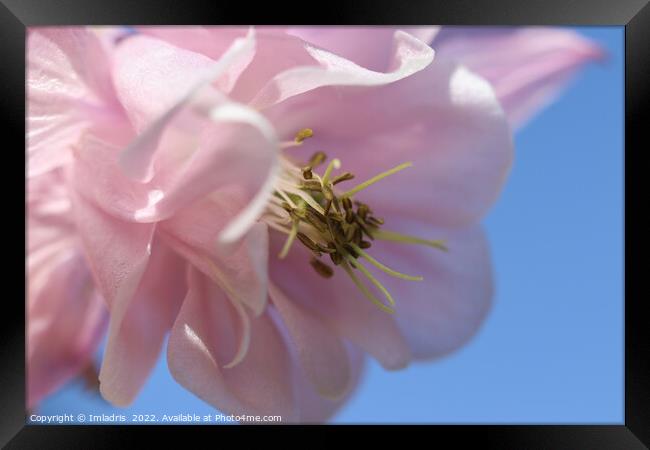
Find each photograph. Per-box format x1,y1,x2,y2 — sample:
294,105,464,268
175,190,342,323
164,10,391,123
25,25,623,426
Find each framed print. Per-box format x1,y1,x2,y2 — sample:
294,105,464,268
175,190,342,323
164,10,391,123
2,0,647,447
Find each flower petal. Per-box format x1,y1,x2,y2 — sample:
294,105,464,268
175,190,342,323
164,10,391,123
286,26,439,72
167,268,296,419
72,101,279,243
112,34,216,132
27,169,76,256
250,30,434,110
98,239,187,406
228,31,318,104
159,199,269,316
136,26,250,67
70,188,154,309
432,26,604,127
268,232,411,370
28,27,116,106
27,248,108,408
292,341,365,423
69,190,156,404
27,27,119,177
268,308,366,423
369,221,493,359
113,29,256,184
274,60,512,227
113,29,255,130
103,30,278,236
132,109,279,242
269,282,352,400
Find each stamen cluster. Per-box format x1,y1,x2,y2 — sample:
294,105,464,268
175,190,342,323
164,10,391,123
264,129,447,313
283,154,384,277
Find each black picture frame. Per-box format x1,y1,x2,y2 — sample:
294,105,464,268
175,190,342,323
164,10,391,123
2,0,646,447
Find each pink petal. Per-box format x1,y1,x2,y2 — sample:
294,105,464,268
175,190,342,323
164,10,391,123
98,239,187,406
30,27,116,104
369,221,493,359
136,26,250,62
71,132,157,220
69,191,156,404
268,232,411,370
27,248,108,407
112,29,256,182
112,35,218,132
250,30,434,110
167,268,296,419
285,27,402,72
70,187,154,311
72,103,278,243
27,27,120,177
112,30,255,133
100,32,275,240
271,309,366,423
28,171,81,321
27,169,108,406
82,31,277,240
286,26,439,72
132,27,305,106
158,198,269,316
293,344,365,423
273,60,512,227
27,169,76,256
134,106,278,243
432,27,604,127
269,282,352,400
228,31,318,104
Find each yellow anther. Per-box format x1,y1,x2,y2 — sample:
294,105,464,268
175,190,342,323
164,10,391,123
294,128,314,143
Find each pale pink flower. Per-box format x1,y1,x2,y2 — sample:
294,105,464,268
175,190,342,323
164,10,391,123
27,26,601,421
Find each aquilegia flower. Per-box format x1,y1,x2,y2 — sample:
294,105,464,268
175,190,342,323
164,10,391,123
27,26,602,421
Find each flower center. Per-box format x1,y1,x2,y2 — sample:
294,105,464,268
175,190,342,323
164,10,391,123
262,129,447,314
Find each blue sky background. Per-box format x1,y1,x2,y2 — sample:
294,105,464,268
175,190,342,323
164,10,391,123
37,27,624,424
